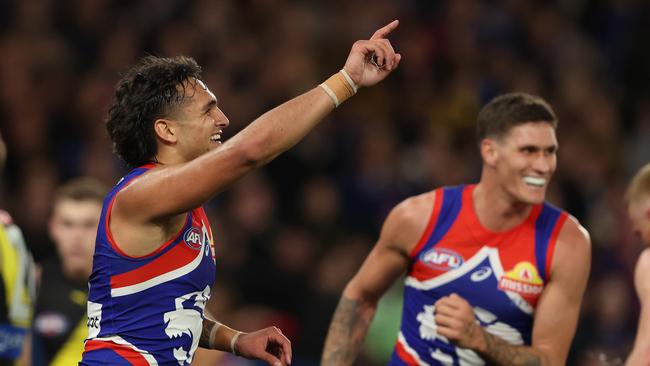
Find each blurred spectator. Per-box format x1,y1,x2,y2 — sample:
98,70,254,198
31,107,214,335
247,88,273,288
30,177,107,365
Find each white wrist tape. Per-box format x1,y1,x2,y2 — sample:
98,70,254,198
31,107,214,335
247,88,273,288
209,323,221,349
339,68,358,93
230,331,242,356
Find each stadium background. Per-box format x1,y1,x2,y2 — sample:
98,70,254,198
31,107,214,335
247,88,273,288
1,0,649,365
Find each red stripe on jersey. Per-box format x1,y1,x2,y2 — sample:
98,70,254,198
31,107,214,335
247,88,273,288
544,213,568,282
110,236,198,289
84,340,151,366
409,190,443,258
395,339,418,365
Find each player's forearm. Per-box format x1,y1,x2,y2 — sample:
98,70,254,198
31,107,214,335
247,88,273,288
199,318,242,353
477,331,549,366
229,85,336,168
180,86,335,206
321,295,376,366
120,82,341,219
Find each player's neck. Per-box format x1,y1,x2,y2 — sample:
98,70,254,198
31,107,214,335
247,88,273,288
472,182,532,232
153,147,188,166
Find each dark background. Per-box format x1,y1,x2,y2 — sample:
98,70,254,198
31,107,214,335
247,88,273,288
1,1,648,365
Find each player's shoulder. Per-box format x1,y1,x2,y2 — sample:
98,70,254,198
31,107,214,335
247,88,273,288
388,190,436,226
111,164,159,209
557,214,591,249
546,213,590,285
380,190,436,249
549,214,590,273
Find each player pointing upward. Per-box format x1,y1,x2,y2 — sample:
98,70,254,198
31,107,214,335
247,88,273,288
80,21,401,366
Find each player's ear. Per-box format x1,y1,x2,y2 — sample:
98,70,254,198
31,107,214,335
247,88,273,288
154,119,177,144
481,138,498,167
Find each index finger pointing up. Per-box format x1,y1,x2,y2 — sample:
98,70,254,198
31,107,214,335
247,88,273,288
370,20,399,40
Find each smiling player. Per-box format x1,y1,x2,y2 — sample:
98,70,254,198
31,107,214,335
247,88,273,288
79,21,401,366
321,92,591,366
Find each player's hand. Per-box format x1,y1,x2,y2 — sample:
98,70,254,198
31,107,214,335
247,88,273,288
434,293,486,351
343,20,402,88
233,326,292,366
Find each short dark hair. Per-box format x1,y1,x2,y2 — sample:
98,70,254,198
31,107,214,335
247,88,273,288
106,56,202,168
53,177,109,206
477,92,557,142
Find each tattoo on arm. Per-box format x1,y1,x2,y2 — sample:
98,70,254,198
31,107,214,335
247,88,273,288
321,296,376,366
481,331,543,366
199,318,216,349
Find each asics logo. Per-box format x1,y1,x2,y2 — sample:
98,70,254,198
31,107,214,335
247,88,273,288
471,266,492,282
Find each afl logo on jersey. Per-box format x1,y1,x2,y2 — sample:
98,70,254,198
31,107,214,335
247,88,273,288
420,247,464,271
183,227,203,250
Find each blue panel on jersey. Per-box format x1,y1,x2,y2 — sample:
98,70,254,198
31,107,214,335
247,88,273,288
534,203,562,282
395,252,535,365
425,185,464,250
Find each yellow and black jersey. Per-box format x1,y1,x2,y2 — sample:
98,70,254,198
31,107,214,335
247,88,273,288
32,258,87,366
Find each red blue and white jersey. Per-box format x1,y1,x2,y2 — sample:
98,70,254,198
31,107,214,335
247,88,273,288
390,185,568,366
80,164,217,366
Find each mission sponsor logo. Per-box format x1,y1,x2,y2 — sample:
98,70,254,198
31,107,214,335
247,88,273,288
498,262,544,297
420,247,464,271
183,227,203,250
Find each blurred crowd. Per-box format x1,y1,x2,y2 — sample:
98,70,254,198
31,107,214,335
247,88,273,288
0,0,649,365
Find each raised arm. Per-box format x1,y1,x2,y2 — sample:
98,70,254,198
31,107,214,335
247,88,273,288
117,21,402,222
626,249,650,366
434,216,591,365
321,193,433,366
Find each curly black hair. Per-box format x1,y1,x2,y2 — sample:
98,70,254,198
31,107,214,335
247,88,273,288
106,55,202,168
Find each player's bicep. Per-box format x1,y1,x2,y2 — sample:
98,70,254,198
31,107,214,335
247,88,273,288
530,217,591,364
345,241,409,304
115,144,253,221
344,193,434,304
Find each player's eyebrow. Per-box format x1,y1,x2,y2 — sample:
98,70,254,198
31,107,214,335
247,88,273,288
202,99,217,113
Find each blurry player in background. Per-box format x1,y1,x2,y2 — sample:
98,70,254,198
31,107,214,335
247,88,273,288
624,163,650,366
80,21,401,366
0,131,36,365
321,93,591,366
30,178,106,365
